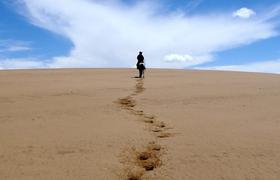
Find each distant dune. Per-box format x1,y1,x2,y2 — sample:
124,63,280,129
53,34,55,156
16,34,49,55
0,69,280,180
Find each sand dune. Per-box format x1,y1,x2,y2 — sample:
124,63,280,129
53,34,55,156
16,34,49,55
0,69,280,180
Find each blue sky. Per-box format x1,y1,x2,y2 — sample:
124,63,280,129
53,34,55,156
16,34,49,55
1,0,280,73
0,1,72,59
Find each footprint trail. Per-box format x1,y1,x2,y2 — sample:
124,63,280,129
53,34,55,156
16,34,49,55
116,79,174,179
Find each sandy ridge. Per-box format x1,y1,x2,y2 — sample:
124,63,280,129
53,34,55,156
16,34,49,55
1,69,280,180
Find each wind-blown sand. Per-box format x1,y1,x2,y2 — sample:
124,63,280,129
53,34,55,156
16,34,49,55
0,69,280,180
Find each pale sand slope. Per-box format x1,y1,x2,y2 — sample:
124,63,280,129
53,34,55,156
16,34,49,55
0,69,280,180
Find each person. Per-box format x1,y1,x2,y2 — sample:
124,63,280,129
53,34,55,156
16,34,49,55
136,51,146,78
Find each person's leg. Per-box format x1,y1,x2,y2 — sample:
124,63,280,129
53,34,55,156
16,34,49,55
139,69,143,78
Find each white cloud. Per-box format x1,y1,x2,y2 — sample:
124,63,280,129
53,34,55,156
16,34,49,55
233,7,256,19
164,54,213,67
165,54,195,62
0,40,32,52
4,0,279,70
5,45,32,52
0,58,45,69
196,59,280,74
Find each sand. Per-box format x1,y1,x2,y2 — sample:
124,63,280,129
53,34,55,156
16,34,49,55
0,69,280,180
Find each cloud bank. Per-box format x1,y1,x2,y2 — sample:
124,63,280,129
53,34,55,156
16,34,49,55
2,0,280,71
197,59,280,74
0,58,45,70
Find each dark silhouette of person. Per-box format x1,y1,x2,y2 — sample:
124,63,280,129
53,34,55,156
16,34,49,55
136,51,145,78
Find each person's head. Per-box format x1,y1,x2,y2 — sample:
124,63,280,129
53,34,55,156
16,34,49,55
139,51,143,54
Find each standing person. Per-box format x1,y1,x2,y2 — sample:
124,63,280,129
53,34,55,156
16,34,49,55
136,51,145,78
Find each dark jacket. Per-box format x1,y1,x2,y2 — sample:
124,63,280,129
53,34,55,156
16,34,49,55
137,54,144,69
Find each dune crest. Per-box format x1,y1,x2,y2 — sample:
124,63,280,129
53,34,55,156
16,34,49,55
0,69,280,180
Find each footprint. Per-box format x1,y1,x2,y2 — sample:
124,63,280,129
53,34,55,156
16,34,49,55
126,170,144,180
144,115,156,120
118,97,136,108
157,132,172,138
151,128,162,133
138,152,151,161
143,119,154,124
134,110,144,116
142,161,157,171
136,151,161,171
147,143,162,151
155,122,166,128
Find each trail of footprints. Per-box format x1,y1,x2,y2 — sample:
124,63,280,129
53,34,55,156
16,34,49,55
117,80,173,180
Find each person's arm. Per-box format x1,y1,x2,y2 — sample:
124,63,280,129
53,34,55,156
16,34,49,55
136,56,139,66
138,55,144,63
